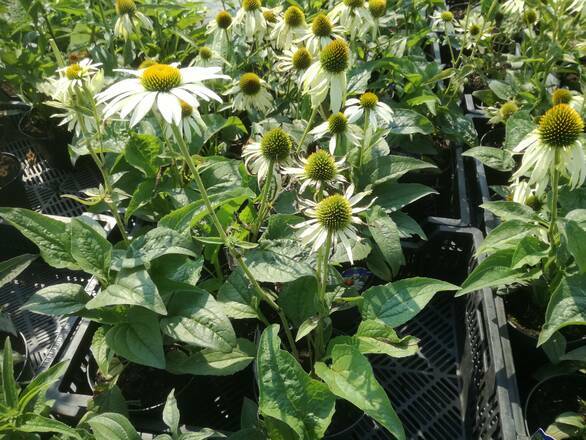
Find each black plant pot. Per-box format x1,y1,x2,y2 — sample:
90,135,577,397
1,331,31,381
0,152,29,208
18,110,73,170
524,374,586,436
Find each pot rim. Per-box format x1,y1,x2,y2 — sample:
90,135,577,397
0,152,23,190
523,372,586,435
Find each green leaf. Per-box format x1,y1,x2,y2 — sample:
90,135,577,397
123,227,197,268
389,211,426,240
2,338,18,408
125,178,157,222
87,268,167,315
125,133,162,177
458,249,540,296
354,320,419,358
242,249,314,283
265,214,303,240
505,111,535,150
217,268,259,320
362,277,458,327
278,276,320,328
462,147,515,172
488,79,515,100
373,183,437,212
19,414,82,439
0,208,78,270
18,361,68,413
476,220,536,254
163,389,180,434
368,155,437,186
106,316,166,369
315,344,406,440
160,289,236,352
511,235,548,269
23,283,88,316
70,218,112,281
295,316,321,342
0,254,37,289
257,325,336,439
539,274,586,346
166,338,255,376
565,221,586,273
481,201,537,222
151,255,204,291
87,413,141,440
368,207,405,277
388,108,433,135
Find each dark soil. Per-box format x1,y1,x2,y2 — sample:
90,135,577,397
526,375,586,434
0,153,20,188
118,363,192,411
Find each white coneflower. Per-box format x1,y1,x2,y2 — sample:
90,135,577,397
45,93,98,136
344,92,393,130
294,184,374,263
282,149,347,194
551,88,585,113
226,72,273,114
95,63,228,126
329,0,371,40
114,0,153,40
367,0,390,37
206,10,232,53
163,100,205,143
302,39,350,113
276,47,312,86
457,13,492,52
51,59,102,97
242,127,292,184
431,9,456,35
513,104,586,193
271,5,307,50
296,13,344,56
232,0,267,43
310,112,361,155
189,47,225,68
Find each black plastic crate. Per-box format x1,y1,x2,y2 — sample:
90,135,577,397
47,221,525,439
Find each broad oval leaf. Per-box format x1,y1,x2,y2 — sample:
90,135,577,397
87,412,141,440
23,283,88,316
160,289,236,352
87,268,167,315
106,316,166,369
242,249,314,283
70,218,112,282
166,338,255,376
257,325,335,440
0,254,37,289
315,344,406,440
362,277,458,327
0,208,78,270
217,268,259,319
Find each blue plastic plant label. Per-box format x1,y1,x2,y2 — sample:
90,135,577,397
341,267,372,292
530,428,555,440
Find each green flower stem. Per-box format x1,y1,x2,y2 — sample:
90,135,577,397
172,125,300,360
358,109,370,168
443,23,456,66
315,230,332,361
75,107,129,245
251,160,275,242
297,106,319,153
548,149,561,248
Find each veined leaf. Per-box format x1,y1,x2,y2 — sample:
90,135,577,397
0,208,78,270
87,412,141,440
0,254,37,289
23,283,88,316
166,338,255,376
87,268,167,315
257,325,335,439
160,289,236,352
368,207,405,277
539,274,586,346
476,220,537,255
70,218,112,282
373,183,437,212
481,201,537,222
242,249,314,283
315,344,406,440
217,268,259,320
462,147,515,172
362,277,458,327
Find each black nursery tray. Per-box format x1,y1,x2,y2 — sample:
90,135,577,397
0,117,103,372
47,221,525,439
